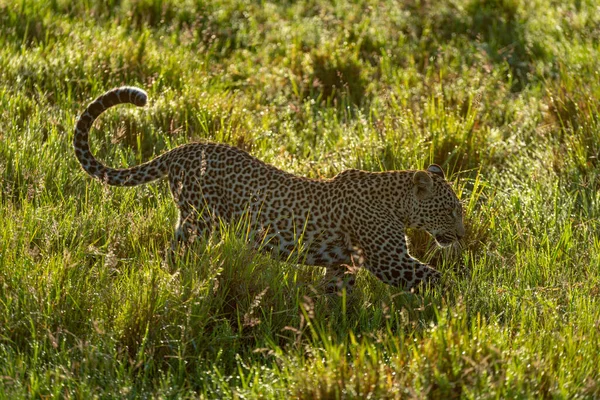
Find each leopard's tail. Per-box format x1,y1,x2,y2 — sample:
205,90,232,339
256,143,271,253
74,86,170,186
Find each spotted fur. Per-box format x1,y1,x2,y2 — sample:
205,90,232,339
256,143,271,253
74,87,465,290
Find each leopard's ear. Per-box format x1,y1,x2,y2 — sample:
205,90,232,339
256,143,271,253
427,164,445,179
413,170,433,199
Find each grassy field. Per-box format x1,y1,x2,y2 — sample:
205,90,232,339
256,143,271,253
1,0,599,398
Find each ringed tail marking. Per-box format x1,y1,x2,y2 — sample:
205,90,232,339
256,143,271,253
74,86,169,186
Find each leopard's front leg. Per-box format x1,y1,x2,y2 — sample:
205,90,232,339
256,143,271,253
364,251,440,289
355,228,440,290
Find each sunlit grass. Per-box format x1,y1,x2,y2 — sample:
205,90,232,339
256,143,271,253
1,0,599,397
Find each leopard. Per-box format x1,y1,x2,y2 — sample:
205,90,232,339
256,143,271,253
74,86,465,291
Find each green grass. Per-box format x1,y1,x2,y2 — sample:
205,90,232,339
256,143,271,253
1,0,599,397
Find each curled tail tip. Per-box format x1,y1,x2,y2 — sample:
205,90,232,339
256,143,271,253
121,86,148,107
111,86,147,107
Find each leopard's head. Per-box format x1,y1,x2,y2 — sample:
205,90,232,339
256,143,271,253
410,165,465,247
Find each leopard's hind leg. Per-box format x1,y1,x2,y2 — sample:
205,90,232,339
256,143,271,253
168,173,214,253
172,208,212,250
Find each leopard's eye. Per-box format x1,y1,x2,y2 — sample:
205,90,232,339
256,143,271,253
444,207,455,221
